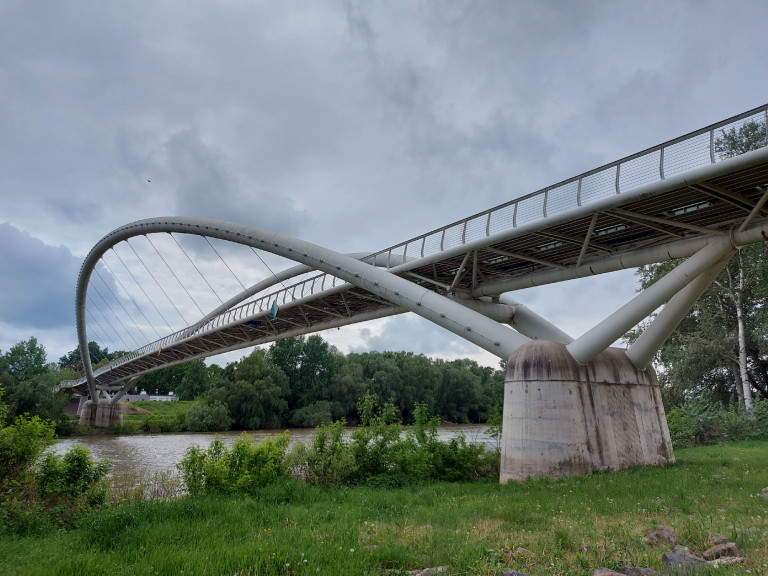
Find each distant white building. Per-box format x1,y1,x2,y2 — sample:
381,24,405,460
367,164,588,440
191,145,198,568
124,391,179,402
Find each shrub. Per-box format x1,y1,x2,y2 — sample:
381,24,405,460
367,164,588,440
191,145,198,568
177,433,290,496
0,413,56,486
0,386,112,533
288,419,356,484
35,445,111,523
349,393,402,483
666,396,768,447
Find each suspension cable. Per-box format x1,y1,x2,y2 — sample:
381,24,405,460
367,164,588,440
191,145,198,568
83,309,111,355
205,236,248,292
101,255,163,341
145,234,207,318
87,285,140,349
126,237,190,326
250,247,289,292
169,233,223,304
111,244,176,335
86,296,126,350
93,267,151,345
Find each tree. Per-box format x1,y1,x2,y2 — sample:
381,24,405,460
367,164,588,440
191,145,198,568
208,349,289,429
58,341,124,373
631,119,768,409
175,360,210,400
4,337,48,383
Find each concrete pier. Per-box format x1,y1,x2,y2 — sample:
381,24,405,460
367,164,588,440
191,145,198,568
78,400,125,427
500,340,673,482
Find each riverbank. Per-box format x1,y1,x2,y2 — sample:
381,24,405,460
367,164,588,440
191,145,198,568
3,440,767,575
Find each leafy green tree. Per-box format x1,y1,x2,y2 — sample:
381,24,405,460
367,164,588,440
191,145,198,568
175,360,210,400
208,349,289,429
631,118,768,409
186,399,233,432
58,341,123,373
4,337,48,383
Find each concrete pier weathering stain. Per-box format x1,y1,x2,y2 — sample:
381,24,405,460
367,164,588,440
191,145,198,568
501,340,673,481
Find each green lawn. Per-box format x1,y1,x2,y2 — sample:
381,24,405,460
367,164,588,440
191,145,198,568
1,441,767,576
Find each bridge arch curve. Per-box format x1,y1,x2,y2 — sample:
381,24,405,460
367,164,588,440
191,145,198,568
76,217,531,402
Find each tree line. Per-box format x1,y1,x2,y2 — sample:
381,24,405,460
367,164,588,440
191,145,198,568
138,335,505,431
1,334,504,433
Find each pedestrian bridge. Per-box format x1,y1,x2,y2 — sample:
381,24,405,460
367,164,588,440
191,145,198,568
62,104,768,479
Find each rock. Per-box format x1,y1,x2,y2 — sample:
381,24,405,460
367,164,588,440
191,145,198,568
593,569,623,576
409,567,449,576
621,567,657,575
643,525,677,547
708,556,744,567
702,542,738,560
760,491,768,500
709,533,728,545
513,547,536,558
662,550,705,574
501,570,529,576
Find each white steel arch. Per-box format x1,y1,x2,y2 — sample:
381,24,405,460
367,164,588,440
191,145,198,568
75,218,532,403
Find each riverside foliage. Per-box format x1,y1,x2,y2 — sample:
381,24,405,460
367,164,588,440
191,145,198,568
177,394,498,496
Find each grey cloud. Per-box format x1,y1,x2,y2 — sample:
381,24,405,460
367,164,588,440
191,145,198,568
352,315,480,357
0,223,80,329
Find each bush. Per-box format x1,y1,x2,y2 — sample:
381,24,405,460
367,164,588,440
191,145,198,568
288,420,357,484
288,400,342,428
288,397,499,487
666,396,768,447
349,394,402,483
35,445,111,522
177,433,290,496
0,413,56,486
0,386,112,533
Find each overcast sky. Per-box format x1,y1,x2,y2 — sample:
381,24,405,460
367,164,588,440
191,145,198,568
2,0,767,368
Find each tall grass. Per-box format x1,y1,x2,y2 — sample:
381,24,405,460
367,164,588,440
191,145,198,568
1,440,767,575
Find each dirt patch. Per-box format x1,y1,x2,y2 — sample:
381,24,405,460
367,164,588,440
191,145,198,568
122,403,151,415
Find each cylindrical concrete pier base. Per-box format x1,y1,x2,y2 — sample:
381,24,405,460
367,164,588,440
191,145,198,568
500,340,673,482
78,400,125,427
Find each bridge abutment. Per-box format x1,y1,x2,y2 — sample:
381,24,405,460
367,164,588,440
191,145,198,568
78,400,125,427
500,340,673,482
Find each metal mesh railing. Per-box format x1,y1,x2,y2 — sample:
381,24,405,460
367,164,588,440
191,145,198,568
367,104,768,270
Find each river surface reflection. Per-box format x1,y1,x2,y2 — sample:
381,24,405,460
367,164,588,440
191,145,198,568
54,424,495,477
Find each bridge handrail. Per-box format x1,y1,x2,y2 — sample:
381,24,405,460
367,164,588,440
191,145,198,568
368,104,768,270
59,270,357,389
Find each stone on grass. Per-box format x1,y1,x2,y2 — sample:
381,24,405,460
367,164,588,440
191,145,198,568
643,525,677,547
709,533,728,545
661,549,705,574
708,556,744,567
501,570,529,576
593,569,623,576
702,542,738,560
620,567,656,575
513,547,536,558
408,567,449,576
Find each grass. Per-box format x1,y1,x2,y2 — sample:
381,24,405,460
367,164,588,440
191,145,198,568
1,440,767,575
122,401,193,421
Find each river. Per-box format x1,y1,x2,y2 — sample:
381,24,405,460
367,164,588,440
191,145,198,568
54,424,496,477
